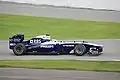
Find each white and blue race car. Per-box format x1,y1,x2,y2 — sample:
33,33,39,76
9,34,103,56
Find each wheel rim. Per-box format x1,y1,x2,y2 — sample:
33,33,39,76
75,45,85,55
15,46,23,54
76,48,83,54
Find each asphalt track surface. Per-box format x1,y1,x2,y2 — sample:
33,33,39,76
0,68,120,80
0,40,120,61
0,1,120,22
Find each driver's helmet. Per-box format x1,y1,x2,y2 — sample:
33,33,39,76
46,34,50,36
35,34,51,41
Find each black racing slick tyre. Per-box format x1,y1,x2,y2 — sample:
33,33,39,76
74,44,86,56
13,43,26,56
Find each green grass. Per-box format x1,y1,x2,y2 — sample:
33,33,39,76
0,13,120,40
0,60,120,72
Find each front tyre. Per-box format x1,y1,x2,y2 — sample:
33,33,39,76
13,43,26,56
74,44,86,56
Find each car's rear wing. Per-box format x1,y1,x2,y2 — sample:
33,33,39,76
9,34,24,43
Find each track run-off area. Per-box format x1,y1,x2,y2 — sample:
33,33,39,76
0,1,120,22
0,68,120,80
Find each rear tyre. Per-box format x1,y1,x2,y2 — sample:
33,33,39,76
13,43,26,56
74,44,86,56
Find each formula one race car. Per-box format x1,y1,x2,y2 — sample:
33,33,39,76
9,34,103,56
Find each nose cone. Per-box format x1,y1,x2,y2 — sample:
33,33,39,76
84,42,104,47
